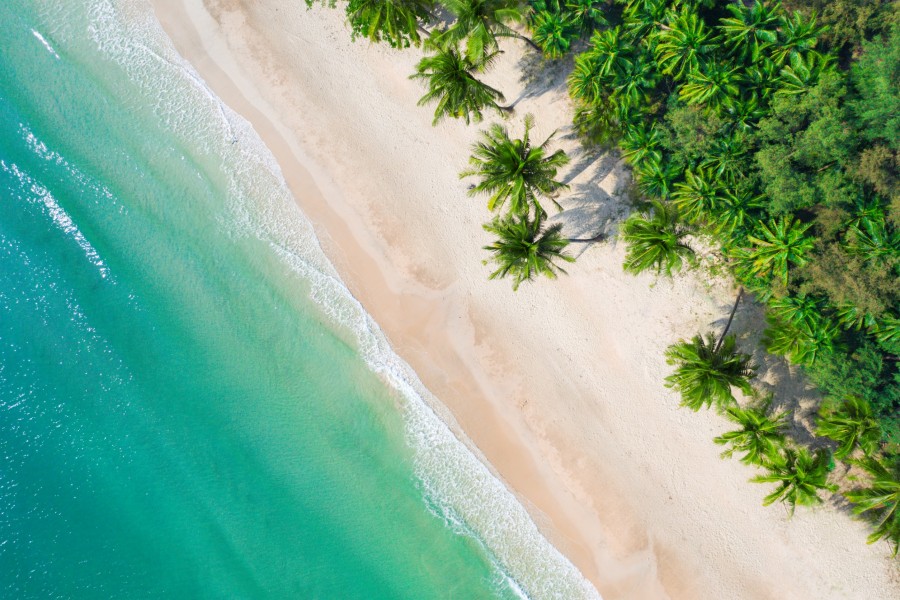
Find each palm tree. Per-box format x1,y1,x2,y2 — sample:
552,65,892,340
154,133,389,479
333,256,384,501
634,157,680,199
482,213,574,290
834,302,877,332
768,293,827,333
845,457,900,556
411,46,509,125
564,0,608,35
763,313,840,367
717,0,779,64
461,114,569,216
621,0,667,41
665,333,756,412
440,0,537,63
654,6,713,80
722,93,767,131
609,55,658,113
816,397,882,459
698,133,748,183
874,315,900,346
622,200,694,276
772,11,823,65
531,10,577,59
585,27,634,79
345,0,435,48
678,61,742,110
776,51,836,96
751,447,837,516
568,50,606,106
671,168,723,223
745,216,814,286
715,403,787,466
708,189,762,238
620,122,663,169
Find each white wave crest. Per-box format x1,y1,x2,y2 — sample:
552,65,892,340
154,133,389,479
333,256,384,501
82,1,602,597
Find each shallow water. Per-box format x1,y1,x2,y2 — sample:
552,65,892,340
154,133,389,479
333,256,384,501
0,1,599,598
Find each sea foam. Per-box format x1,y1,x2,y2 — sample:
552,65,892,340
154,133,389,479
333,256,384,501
76,1,602,597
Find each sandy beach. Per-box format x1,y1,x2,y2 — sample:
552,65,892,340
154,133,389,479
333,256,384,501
148,1,900,597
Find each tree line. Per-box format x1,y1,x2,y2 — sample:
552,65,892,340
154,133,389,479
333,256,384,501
303,0,900,557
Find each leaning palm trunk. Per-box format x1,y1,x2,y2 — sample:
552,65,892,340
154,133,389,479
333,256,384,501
715,286,744,352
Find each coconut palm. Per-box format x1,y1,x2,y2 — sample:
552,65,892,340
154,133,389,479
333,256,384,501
816,397,882,459
678,61,742,110
482,213,574,290
531,10,578,59
440,0,536,64
772,11,823,65
834,302,877,332
621,0,667,41
654,6,713,80
715,403,788,466
634,157,680,199
698,136,748,185
564,0,608,34
741,58,781,101
411,46,508,125
345,0,435,48
776,51,836,96
620,122,663,169
745,216,814,286
722,93,767,131
751,447,837,516
609,55,658,113
587,26,633,79
845,457,900,556
768,293,828,333
763,313,840,367
461,114,569,216
622,200,694,276
717,0,779,64
708,189,763,238
874,315,900,346
671,168,724,223
665,333,756,412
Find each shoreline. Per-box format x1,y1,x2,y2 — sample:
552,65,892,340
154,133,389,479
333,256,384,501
148,1,900,598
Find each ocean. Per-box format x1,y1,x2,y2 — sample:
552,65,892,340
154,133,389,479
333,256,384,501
0,1,599,598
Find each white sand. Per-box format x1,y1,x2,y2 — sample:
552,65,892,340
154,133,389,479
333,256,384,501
149,1,900,597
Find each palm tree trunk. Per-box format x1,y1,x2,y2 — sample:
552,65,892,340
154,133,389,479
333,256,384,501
512,32,541,52
568,232,606,244
714,286,744,352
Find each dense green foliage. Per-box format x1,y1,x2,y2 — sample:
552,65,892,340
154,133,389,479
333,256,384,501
309,0,900,555
563,0,899,446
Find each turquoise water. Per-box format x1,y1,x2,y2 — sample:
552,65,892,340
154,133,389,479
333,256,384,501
0,1,598,598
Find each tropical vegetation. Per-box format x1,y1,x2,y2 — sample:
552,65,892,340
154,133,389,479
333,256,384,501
308,0,900,556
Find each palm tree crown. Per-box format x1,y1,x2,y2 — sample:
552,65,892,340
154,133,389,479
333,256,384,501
439,0,530,63
751,447,836,516
346,0,435,48
665,333,756,412
621,200,694,276
845,457,900,556
482,213,574,290
411,45,507,125
816,397,882,459
461,114,570,217
714,403,787,466
745,216,815,286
